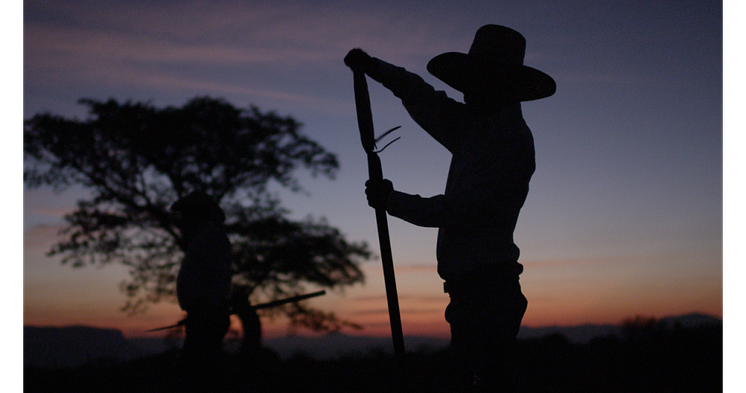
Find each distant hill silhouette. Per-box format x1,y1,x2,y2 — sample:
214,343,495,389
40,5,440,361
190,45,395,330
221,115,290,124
25,314,723,393
24,326,143,368
24,313,721,368
518,313,722,343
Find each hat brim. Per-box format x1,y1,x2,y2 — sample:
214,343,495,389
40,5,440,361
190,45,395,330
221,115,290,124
427,52,556,101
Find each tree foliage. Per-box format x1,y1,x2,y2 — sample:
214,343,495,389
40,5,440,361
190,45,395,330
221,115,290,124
24,96,369,332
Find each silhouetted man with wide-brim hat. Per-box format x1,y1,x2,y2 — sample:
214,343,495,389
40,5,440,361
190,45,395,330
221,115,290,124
346,25,555,392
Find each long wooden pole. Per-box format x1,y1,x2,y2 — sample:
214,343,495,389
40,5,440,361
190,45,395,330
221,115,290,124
353,70,406,373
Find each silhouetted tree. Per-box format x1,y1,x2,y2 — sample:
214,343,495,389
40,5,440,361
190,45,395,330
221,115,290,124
24,97,370,346
621,315,663,343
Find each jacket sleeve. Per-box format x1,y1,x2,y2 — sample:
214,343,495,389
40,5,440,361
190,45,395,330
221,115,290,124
368,58,468,153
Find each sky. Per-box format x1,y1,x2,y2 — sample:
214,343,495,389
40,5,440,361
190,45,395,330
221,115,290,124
20,0,729,343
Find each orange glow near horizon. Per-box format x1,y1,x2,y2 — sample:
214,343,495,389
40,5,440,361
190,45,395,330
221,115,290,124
24,256,722,339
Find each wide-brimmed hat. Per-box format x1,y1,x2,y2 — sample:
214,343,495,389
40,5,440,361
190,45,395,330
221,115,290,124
427,25,556,101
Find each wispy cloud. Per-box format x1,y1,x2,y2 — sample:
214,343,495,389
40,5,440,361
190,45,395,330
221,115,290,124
23,224,64,250
25,0,465,114
25,0,452,70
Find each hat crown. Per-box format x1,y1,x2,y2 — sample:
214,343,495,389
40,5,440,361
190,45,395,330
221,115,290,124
468,25,526,66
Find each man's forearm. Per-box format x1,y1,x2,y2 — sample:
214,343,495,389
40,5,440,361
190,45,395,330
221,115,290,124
386,191,446,228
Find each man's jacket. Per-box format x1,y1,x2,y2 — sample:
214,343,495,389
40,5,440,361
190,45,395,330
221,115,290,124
369,59,535,280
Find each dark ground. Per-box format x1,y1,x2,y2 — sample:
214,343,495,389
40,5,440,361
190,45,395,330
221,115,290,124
24,322,721,393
